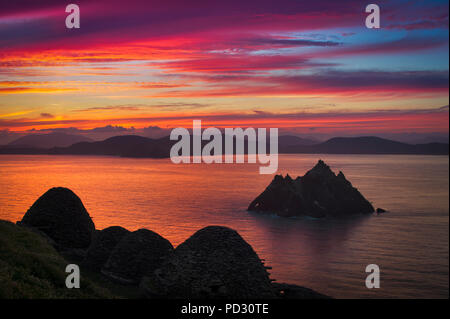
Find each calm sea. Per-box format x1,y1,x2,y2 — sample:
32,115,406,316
0,154,448,298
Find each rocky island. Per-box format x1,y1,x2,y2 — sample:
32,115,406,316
248,160,375,218
1,187,328,299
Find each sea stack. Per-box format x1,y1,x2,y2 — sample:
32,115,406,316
19,187,95,249
248,160,375,218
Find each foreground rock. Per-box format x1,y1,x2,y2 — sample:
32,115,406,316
102,229,174,284
248,160,375,218
82,226,130,272
141,226,277,299
19,187,95,249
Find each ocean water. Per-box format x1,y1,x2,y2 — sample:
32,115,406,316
0,154,448,298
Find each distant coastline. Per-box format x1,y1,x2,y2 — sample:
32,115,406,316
0,134,448,158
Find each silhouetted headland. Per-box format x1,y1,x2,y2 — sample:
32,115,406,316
3,187,328,299
248,160,376,218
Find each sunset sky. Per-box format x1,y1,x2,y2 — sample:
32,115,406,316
0,0,448,143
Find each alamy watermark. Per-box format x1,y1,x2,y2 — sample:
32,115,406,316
170,120,279,174
65,4,80,29
365,4,380,29
65,264,80,288
365,264,380,289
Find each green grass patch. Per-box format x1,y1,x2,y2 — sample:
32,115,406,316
0,220,116,299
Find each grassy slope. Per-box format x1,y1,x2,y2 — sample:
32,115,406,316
0,220,117,298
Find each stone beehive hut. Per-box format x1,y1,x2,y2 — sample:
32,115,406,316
102,228,174,284
142,226,277,298
20,187,95,249
82,226,130,271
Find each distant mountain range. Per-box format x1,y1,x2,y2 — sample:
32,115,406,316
51,135,172,158
7,133,92,149
279,136,449,155
0,134,448,156
277,135,317,146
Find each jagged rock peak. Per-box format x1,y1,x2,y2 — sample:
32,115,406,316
305,160,335,178
270,173,294,184
248,160,375,218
